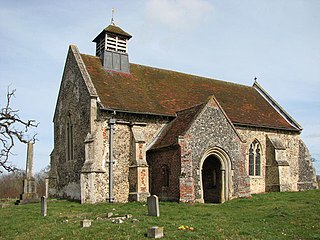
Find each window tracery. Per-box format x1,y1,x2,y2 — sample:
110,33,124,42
249,140,261,176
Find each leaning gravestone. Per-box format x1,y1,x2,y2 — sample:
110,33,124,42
16,142,39,204
147,195,160,217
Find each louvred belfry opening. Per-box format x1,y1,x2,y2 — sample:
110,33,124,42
106,34,127,53
93,23,132,73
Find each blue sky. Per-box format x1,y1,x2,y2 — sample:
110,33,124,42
0,0,319,174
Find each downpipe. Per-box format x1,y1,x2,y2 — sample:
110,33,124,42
108,117,116,203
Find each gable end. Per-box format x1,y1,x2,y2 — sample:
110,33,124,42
253,81,302,132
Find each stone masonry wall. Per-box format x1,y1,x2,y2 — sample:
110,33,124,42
81,111,168,203
50,47,92,200
185,101,250,201
297,140,318,190
236,126,317,193
265,138,279,192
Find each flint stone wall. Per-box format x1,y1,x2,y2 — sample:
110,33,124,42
185,102,250,201
81,111,168,203
297,140,318,190
49,47,92,200
149,99,251,203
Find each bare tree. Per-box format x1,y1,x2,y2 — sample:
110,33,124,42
0,88,38,173
0,170,24,198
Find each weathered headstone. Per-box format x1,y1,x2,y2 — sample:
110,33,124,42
80,219,92,228
41,196,47,217
147,195,160,217
16,142,39,204
147,226,164,238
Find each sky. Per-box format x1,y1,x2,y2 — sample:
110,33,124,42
0,0,319,174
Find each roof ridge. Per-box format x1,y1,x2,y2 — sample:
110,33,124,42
78,54,254,89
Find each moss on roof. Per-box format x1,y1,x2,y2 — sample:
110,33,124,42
151,103,205,149
104,24,132,38
93,24,132,43
80,53,298,131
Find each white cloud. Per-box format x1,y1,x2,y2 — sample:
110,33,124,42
145,0,214,30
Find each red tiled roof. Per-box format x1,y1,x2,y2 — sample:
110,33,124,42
80,54,298,131
151,104,205,149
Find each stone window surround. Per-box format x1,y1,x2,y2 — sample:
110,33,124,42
248,140,261,177
198,147,233,203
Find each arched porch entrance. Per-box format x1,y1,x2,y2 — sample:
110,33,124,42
202,156,221,203
200,147,232,203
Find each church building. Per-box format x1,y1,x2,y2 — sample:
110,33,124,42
49,22,318,204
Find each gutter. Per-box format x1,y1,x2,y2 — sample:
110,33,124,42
233,122,300,132
100,106,176,118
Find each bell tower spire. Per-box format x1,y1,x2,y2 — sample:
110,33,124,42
93,9,132,73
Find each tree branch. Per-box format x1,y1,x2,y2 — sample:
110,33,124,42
0,88,39,173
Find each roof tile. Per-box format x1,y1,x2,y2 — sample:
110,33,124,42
80,54,297,131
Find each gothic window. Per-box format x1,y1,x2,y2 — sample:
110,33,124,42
161,165,170,187
255,146,261,176
66,115,74,161
248,140,261,176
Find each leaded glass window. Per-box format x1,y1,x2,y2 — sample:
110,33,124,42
249,146,254,175
248,140,261,176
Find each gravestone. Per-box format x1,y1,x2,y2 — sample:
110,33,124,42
147,226,164,238
41,196,47,217
147,195,160,217
80,219,92,228
16,142,39,204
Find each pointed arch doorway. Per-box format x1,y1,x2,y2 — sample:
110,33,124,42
200,147,232,203
202,156,221,203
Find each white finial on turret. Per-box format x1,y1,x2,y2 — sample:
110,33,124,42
111,8,115,25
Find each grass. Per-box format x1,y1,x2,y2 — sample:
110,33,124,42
0,190,320,240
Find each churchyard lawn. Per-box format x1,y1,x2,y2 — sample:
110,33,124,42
0,190,319,239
